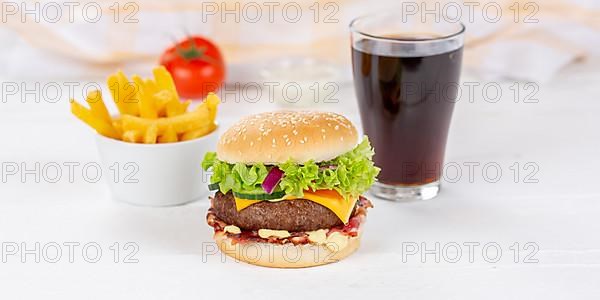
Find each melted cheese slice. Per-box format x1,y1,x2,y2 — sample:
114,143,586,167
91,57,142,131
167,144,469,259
234,190,355,224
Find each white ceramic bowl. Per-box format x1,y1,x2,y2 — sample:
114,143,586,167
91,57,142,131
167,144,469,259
95,127,218,206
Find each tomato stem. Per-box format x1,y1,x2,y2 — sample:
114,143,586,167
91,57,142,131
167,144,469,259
175,40,218,65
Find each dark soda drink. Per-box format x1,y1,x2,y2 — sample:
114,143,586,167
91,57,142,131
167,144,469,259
352,37,463,185
350,14,465,200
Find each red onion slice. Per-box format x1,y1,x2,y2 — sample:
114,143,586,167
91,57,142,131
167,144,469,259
319,165,337,171
261,167,284,194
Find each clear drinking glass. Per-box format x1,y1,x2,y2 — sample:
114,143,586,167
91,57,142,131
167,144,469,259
350,13,465,201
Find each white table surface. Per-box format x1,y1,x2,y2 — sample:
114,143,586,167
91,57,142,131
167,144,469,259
1,59,599,299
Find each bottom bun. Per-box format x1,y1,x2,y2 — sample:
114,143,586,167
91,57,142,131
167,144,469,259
214,231,361,268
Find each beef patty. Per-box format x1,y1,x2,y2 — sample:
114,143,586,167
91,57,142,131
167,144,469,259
211,191,352,232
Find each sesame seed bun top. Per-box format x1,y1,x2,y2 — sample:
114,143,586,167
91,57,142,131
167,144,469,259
216,111,359,164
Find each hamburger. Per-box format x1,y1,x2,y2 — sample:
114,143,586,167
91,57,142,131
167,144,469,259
202,111,379,268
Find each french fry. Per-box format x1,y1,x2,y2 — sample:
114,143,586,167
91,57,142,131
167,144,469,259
158,125,178,143
144,78,159,97
180,122,217,141
112,117,123,137
122,130,142,143
181,100,191,112
107,72,139,116
117,71,141,115
205,92,220,121
144,123,158,144
144,78,165,117
140,111,208,134
120,115,152,134
154,90,174,117
133,75,158,119
107,75,126,114
70,100,119,139
153,66,179,100
165,98,187,117
85,90,112,124
121,107,211,136
73,67,219,144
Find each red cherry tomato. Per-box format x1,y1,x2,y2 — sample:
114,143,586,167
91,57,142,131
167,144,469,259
160,36,225,99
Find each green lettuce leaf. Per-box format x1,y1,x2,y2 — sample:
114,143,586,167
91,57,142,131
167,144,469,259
201,136,380,201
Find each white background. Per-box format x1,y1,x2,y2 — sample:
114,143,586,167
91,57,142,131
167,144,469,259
1,58,599,298
1,0,600,298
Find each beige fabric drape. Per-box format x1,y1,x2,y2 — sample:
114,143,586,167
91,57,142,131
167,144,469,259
3,0,599,81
